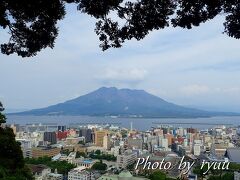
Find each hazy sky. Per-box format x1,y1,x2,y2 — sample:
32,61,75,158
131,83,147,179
1,5,240,112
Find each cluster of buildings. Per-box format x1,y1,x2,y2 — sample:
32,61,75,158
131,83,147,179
8,122,240,180
29,165,63,180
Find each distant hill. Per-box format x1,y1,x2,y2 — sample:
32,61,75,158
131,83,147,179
12,87,240,118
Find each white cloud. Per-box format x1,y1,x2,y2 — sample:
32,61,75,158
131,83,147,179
180,85,210,95
220,87,240,94
1,10,240,111
180,85,240,96
97,68,148,84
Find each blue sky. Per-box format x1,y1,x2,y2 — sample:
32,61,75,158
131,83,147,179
1,5,240,112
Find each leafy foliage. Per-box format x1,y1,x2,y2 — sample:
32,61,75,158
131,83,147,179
95,149,101,155
89,150,117,161
0,0,65,57
78,140,85,145
1,0,240,57
121,129,128,138
0,102,6,125
228,162,240,170
61,149,72,156
193,164,209,179
91,161,107,171
193,163,235,180
207,172,234,180
126,161,136,171
76,151,87,158
0,102,33,179
25,156,76,175
149,170,168,180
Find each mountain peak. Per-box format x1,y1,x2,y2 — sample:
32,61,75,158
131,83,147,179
96,87,147,94
97,87,118,91
12,87,239,117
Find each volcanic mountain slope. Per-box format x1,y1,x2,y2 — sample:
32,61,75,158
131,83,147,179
14,87,239,118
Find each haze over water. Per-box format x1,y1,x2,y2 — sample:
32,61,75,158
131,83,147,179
7,115,240,131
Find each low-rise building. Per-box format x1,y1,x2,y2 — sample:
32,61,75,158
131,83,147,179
32,147,61,158
226,148,240,164
45,172,63,180
234,171,240,180
98,170,148,180
66,137,81,145
75,158,96,168
128,138,143,150
28,164,51,180
117,151,137,169
68,166,94,180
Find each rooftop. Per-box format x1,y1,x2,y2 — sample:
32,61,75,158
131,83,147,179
28,164,50,174
226,148,240,163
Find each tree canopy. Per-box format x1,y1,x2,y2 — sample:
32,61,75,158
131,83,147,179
1,0,240,57
91,160,107,171
89,151,117,161
0,102,6,125
149,170,166,180
0,102,33,179
25,156,76,175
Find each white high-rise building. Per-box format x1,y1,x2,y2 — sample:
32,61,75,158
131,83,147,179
178,128,184,137
16,139,32,158
183,139,188,147
103,135,111,150
111,146,120,156
117,151,137,169
193,144,201,156
161,138,168,150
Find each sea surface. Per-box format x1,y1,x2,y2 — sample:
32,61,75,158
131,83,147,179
6,115,240,131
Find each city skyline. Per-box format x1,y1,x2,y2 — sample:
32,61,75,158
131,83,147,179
13,120,240,180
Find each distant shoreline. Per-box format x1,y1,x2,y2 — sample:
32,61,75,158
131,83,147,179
6,115,240,130
6,114,240,119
